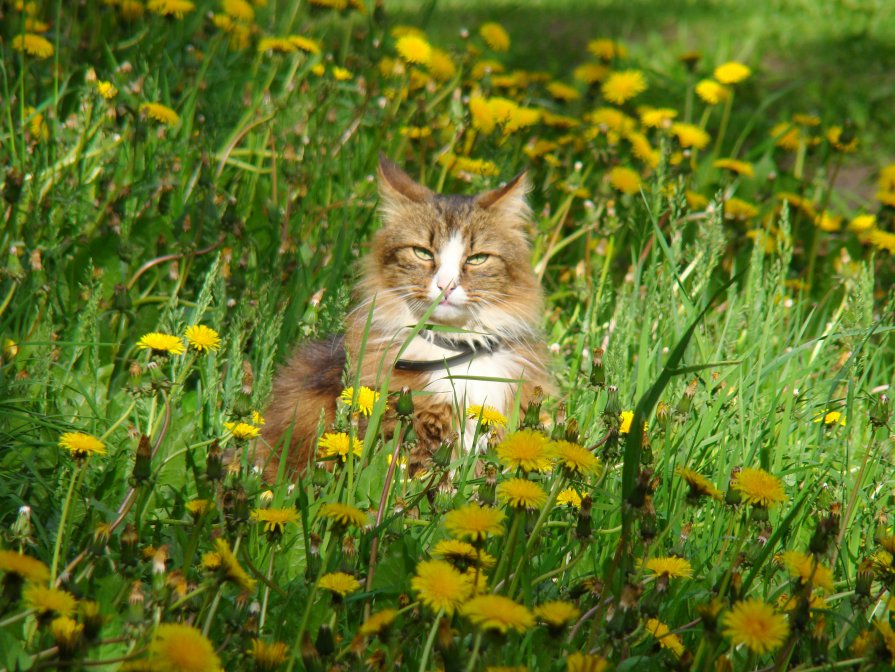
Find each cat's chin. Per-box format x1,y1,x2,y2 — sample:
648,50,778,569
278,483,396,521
428,303,470,326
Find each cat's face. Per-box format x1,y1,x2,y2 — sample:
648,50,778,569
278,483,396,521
360,158,543,339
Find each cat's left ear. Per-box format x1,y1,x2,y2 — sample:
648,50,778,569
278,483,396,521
476,171,530,226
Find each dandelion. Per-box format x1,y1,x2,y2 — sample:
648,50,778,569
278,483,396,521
618,410,647,435
252,507,299,537
479,22,510,52
676,467,722,501
601,70,647,104
332,66,353,81
119,0,145,20
827,125,858,152
59,431,106,459
547,81,581,101
319,502,367,528
251,410,265,426
644,556,693,579
411,559,471,615
849,214,876,232
182,324,221,353
686,191,709,210
813,410,846,426
431,539,496,568
0,550,50,583
11,34,54,58
147,0,196,18
713,158,754,177
722,599,789,654
258,37,296,53
318,432,363,461
462,595,534,633
467,404,507,428
149,623,221,672
695,79,730,105
495,429,554,473
96,81,118,99
645,618,686,657
732,467,786,508
24,584,77,617
780,551,834,591
444,504,505,541
573,62,609,84
249,639,288,671
587,38,627,61
639,106,677,128
137,332,186,355
567,653,610,671
469,96,496,134
874,620,895,664
869,229,895,253
670,122,711,150
608,166,641,195
224,421,260,440
213,538,256,592
534,600,580,628
288,35,322,54
724,197,759,221
552,441,600,476
50,616,83,655
185,499,214,518
395,34,431,65
340,386,380,416
497,478,548,510
318,572,361,597
222,0,254,21
359,609,398,637
556,488,582,508
714,61,751,84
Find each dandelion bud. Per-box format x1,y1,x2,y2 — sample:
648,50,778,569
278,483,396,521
855,558,874,598
301,632,321,672
725,468,742,507
206,439,223,482
2,338,18,362
432,437,453,468
120,523,139,566
315,623,335,657
396,386,414,419
11,505,32,544
697,597,723,633
809,511,838,555
80,600,103,642
589,348,605,388
603,385,621,421
564,419,580,444
626,468,653,509
91,522,111,556
126,581,145,624
50,615,83,658
129,360,142,380
656,401,670,423
576,494,593,540
870,393,891,427
639,509,657,542
521,387,544,430
341,535,356,560
241,360,254,396
131,434,152,485
676,379,698,416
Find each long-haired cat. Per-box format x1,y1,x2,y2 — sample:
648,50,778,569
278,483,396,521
258,156,551,479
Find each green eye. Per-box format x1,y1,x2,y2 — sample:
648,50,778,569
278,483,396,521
465,253,489,266
412,246,434,261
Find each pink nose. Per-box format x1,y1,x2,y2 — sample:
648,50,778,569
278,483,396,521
436,277,457,299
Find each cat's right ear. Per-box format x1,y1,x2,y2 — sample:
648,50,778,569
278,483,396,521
377,154,432,204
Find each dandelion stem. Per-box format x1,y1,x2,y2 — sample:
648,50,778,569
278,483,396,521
99,400,137,442
50,462,85,583
465,632,484,672
417,610,442,672
0,609,35,629
508,477,564,597
259,547,276,631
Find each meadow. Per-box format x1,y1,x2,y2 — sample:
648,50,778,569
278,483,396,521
1,0,895,670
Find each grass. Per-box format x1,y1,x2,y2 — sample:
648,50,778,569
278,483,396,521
1,0,895,670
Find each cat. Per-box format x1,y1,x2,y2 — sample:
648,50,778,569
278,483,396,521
258,156,551,480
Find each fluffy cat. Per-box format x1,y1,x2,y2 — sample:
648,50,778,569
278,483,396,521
258,156,551,479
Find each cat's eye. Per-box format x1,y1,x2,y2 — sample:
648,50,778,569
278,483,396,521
465,253,489,266
412,246,434,261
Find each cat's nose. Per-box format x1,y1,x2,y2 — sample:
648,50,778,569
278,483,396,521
436,276,458,298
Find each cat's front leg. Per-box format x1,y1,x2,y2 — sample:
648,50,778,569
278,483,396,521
407,399,453,476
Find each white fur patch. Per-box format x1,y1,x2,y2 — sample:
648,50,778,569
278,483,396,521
430,233,466,302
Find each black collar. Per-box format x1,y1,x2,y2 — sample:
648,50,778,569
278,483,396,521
394,330,499,373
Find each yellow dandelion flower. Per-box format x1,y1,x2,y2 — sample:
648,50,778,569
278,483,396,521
849,214,876,232
258,37,296,53
686,191,709,210
468,96,496,134
359,609,398,636
601,70,647,104
288,35,322,54
573,62,609,84
523,139,559,160
608,166,642,195
12,34,54,59
814,211,842,232
587,38,627,61
868,229,895,253
50,615,83,654
567,653,609,671
497,478,548,510
431,539,496,569
827,125,858,153
184,325,221,353
724,197,759,221
879,164,895,191
25,18,49,32
185,499,214,517
676,467,722,501
137,331,186,355
695,79,730,105
331,66,352,80
0,550,50,583
874,620,895,663
318,432,363,461
466,404,507,428
252,507,299,536
340,386,379,416
425,48,455,81
222,0,254,21
319,502,367,528
96,81,118,99
479,22,510,52
813,409,846,426
645,618,686,657
395,34,431,65
140,102,180,126
495,429,554,473
251,410,265,426
119,0,145,20
713,158,754,177
411,559,472,615
147,0,196,18
547,81,581,102
644,556,693,579
714,61,751,84
876,190,895,207
309,0,348,8
670,122,711,150
552,441,600,476
556,488,582,508
213,537,256,592
24,584,77,617
224,421,260,440
732,467,786,508
639,106,677,128
249,639,288,670
149,623,221,672
780,551,834,592
59,431,106,459
722,599,789,654
26,109,48,142
400,125,432,139
618,410,648,435
444,503,505,541
771,122,803,151
534,600,580,628
626,131,660,168
318,572,361,597
778,592,827,612
462,595,534,633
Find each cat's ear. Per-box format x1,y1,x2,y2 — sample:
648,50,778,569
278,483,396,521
377,154,432,204
476,171,530,225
